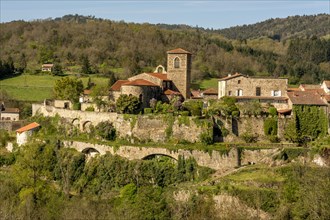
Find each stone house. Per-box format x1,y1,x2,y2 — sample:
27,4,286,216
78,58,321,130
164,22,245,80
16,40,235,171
16,122,40,146
218,73,289,110
0,103,20,121
41,64,54,72
110,48,192,108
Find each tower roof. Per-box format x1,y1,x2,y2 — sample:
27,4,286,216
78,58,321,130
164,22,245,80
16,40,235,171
167,48,191,54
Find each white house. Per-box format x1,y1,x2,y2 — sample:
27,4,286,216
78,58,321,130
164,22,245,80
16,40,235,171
41,64,54,72
16,122,40,146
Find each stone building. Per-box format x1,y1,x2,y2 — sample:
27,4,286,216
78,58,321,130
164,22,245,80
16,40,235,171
218,73,289,110
110,48,192,108
16,122,40,146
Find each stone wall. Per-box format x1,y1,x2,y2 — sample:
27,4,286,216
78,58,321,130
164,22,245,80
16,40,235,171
33,104,205,143
221,116,293,142
64,141,277,171
0,120,25,132
129,73,163,86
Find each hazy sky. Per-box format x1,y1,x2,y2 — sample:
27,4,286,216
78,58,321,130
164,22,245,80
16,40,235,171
1,1,329,29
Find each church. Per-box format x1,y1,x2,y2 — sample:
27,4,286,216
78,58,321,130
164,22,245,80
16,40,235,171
109,48,192,108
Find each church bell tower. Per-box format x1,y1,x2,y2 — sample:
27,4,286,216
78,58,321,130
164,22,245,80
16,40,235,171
166,48,192,99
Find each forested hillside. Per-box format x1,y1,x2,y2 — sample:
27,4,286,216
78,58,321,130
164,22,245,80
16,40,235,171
218,14,330,40
1,14,329,84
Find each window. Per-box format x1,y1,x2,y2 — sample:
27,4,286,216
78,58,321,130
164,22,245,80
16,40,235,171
238,80,241,84
228,91,232,96
271,90,281,97
174,57,180,68
256,87,261,96
236,89,243,96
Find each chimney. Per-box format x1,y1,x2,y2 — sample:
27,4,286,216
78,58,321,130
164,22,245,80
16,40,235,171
228,73,232,77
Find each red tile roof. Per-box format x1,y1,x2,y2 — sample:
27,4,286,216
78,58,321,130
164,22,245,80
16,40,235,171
202,88,218,95
324,95,330,102
16,122,40,133
83,89,92,95
287,91,327,106
2,108,20,113
110,80,130,91
299,84,321,91
219,73,243,81
123,79,158,87
164,89,181,95
147,73,169,80
167,48,191,54
191,90,202,98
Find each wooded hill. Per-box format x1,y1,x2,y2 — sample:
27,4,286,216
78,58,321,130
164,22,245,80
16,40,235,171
217,14,330,40
1,14,329,84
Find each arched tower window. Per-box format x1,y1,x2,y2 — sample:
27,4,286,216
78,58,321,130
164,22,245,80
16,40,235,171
174,57,180,68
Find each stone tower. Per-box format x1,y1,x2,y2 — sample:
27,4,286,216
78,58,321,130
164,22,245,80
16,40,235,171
167,48,192,99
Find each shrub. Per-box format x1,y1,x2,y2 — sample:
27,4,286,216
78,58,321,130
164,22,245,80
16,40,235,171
200,131,214,145
241,132,258,143
72,102,81,110
231,110,240,118
116,94,141,114
144,108,152,114
85,106,95,111
180,111,190,116
268,107,277,117
269,135,280,143
183,100,203,116
264,117,278,136
95,121,116,141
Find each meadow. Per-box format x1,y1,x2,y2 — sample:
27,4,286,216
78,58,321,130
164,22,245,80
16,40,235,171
1,74,109,101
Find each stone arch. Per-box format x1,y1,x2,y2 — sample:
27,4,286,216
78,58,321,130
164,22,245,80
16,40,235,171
82,121,92,132
154,65,167,73
82,147,100,159
72,118,80,127
141,153,177,161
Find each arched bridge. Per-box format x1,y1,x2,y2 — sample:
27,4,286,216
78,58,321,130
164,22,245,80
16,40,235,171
63,141,277,171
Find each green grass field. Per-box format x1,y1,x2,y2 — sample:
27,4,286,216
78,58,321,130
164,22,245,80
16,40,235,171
1,74,110,102
198,78,218,89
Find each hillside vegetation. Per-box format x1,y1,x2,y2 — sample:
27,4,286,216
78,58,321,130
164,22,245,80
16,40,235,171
218,14,330,40
1,14,330,87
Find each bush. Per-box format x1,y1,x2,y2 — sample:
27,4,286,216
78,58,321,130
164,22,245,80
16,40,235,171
268,107,277,117
95,121,116,141
241,132,258,143
72,102,81,110
269,135,280,143
183,100,203,116
231,110,240,118
0,130,10,148
264,117,278,136
180,111,190,116
200,131,214,145
144,108,152,114
85,106,95,111
116,94,141,114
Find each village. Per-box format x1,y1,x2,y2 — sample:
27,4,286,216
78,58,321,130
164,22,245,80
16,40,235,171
1,48,330,149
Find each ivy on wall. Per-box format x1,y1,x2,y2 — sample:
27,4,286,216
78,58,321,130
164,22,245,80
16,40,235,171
285,105,328,142
264,117,278,136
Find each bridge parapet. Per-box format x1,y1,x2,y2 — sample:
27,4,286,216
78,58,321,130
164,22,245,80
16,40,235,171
63,141,276,171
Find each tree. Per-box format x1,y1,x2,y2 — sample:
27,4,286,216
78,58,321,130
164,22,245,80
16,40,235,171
116,94,141,114
81,55,92,74
91,85,108,112
51,63,63,76
53,77,84,103
95,121,116,140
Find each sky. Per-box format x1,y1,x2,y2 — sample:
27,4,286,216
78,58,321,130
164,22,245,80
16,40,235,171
0,0,329,29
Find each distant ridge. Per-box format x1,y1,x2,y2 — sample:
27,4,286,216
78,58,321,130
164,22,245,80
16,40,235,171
217,14,330,40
